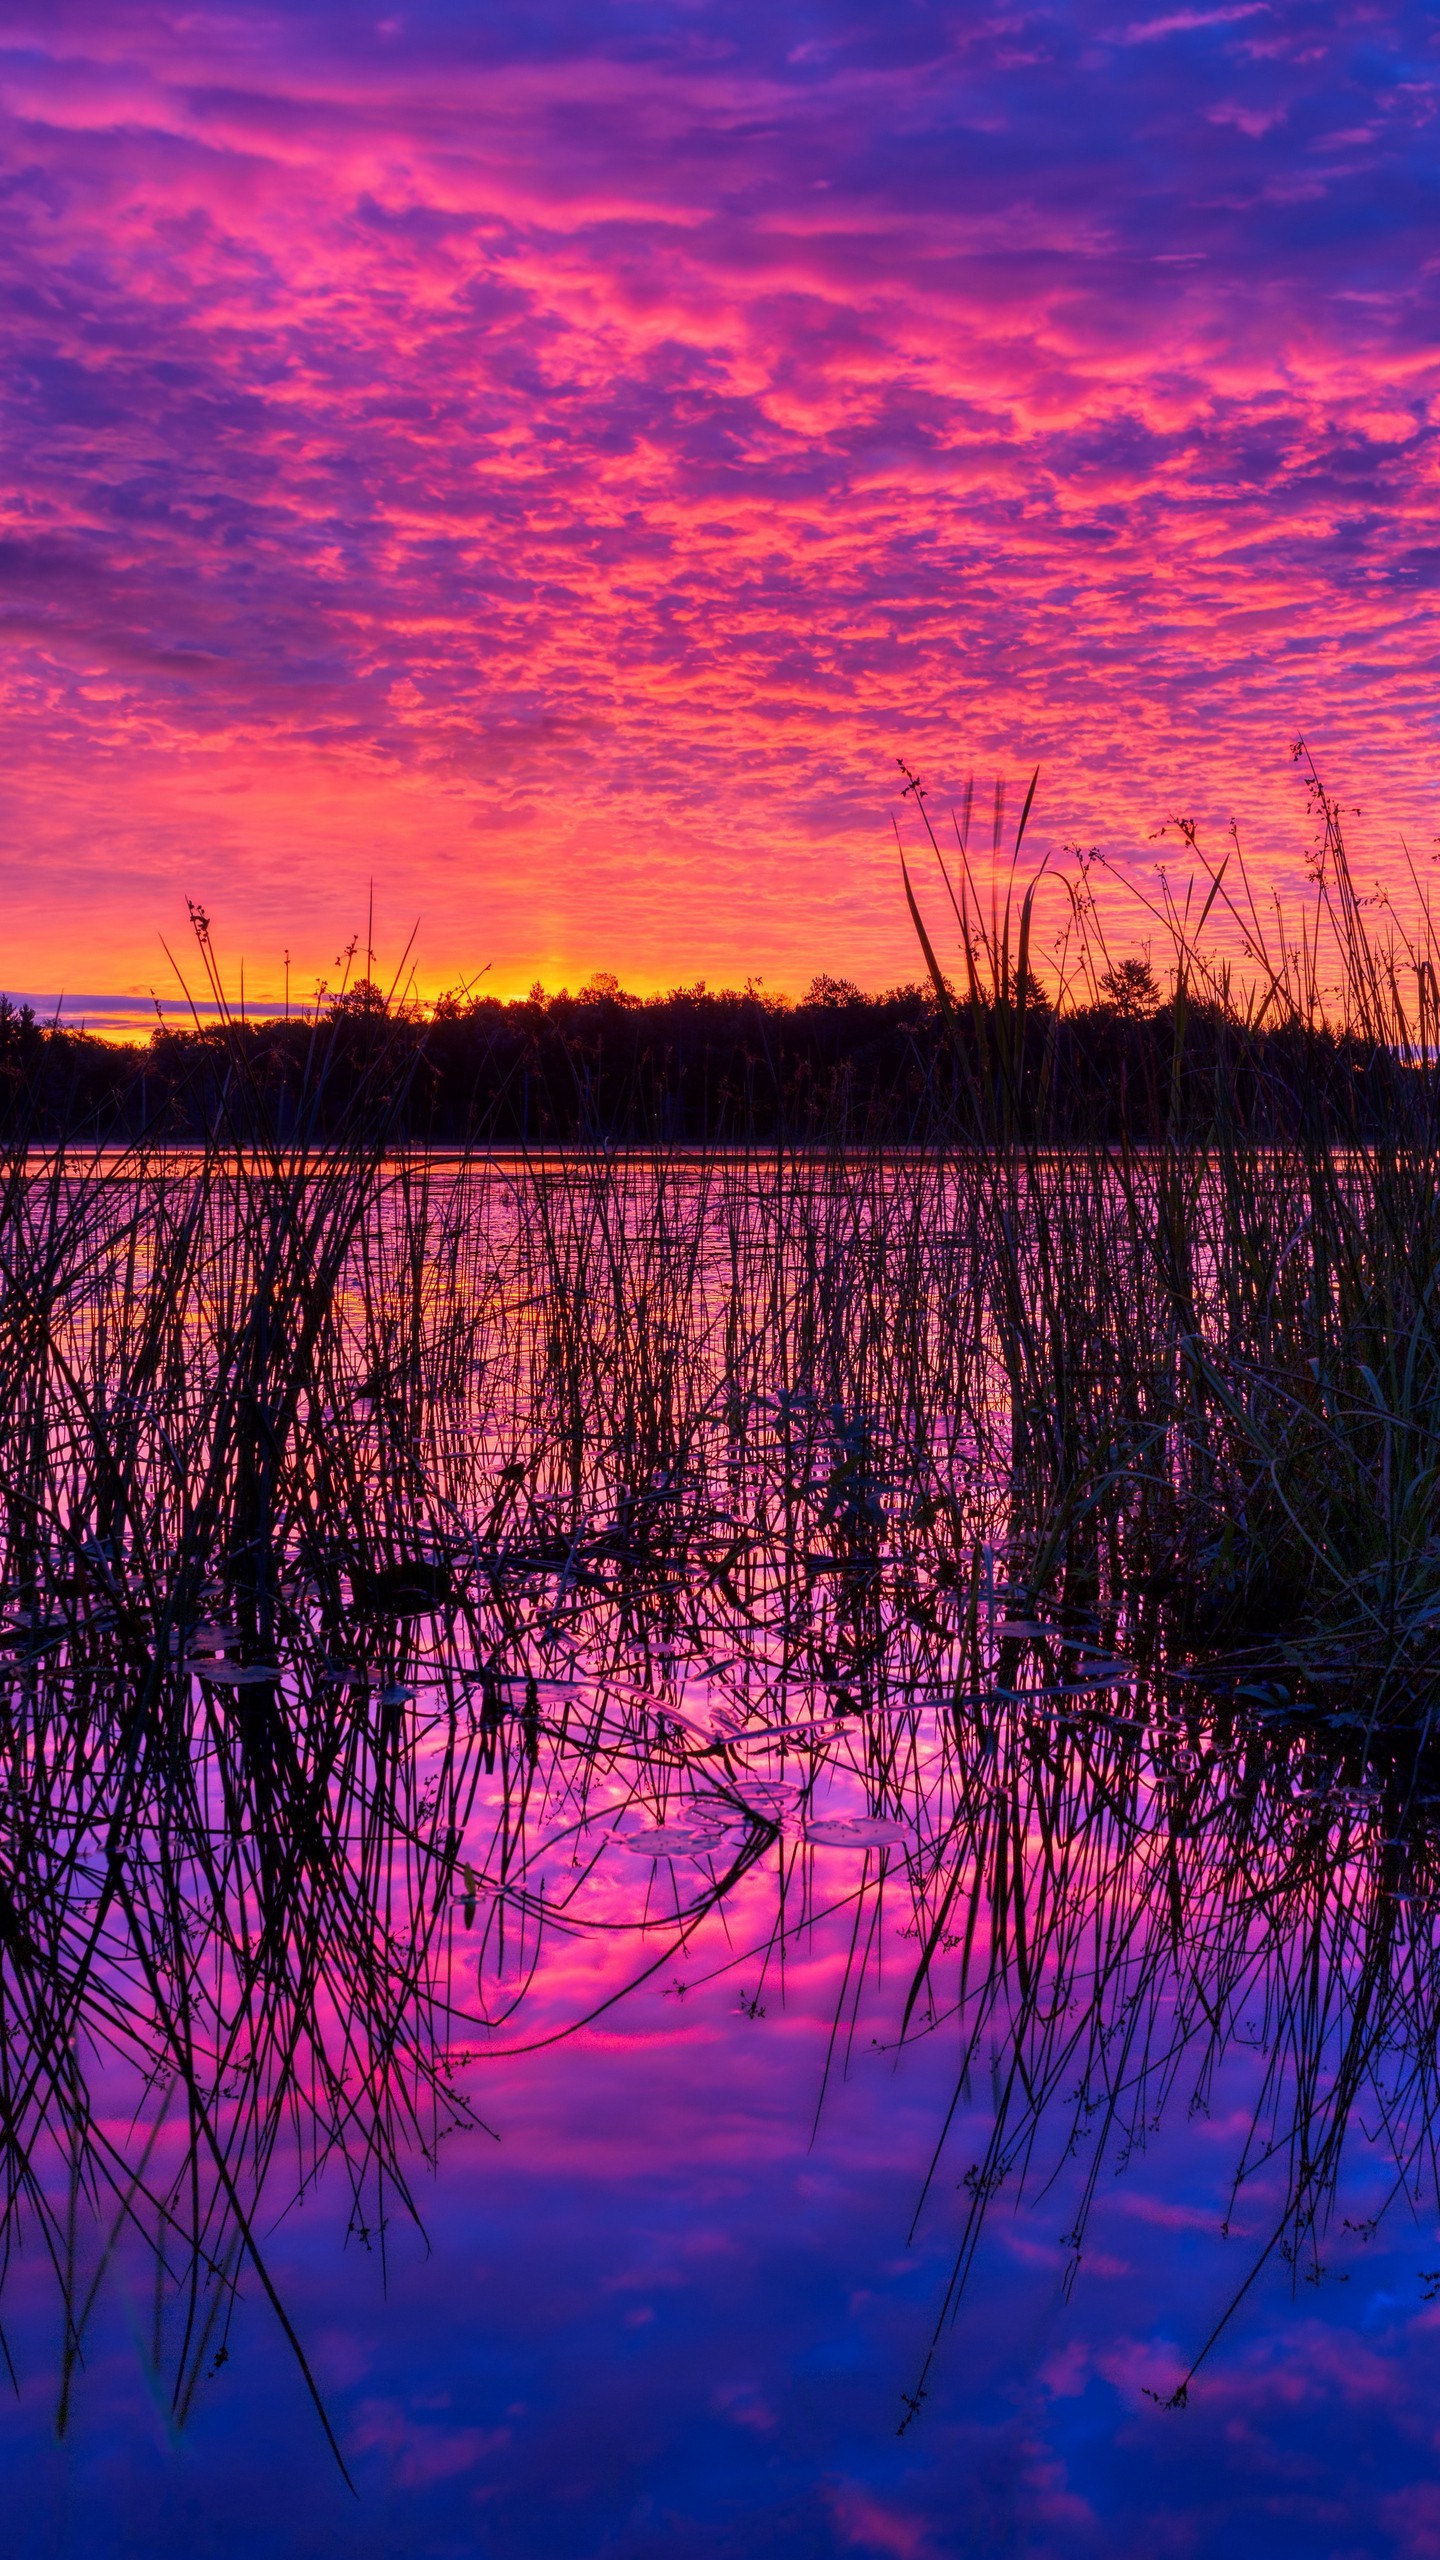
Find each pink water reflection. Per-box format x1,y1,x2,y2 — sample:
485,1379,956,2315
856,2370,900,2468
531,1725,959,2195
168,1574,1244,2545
5,1883,1439,2559
4,1143,1438,2554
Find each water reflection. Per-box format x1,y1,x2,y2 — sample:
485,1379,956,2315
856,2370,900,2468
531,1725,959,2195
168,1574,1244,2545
2,1143,1439,2526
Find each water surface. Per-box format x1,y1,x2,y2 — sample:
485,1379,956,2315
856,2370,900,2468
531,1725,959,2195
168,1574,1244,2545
2,1148,1437,2555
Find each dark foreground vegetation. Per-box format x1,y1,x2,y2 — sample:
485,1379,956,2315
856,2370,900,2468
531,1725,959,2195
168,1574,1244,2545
2,971,1430,1147
5,852,1438,1152
5,759,1440,2448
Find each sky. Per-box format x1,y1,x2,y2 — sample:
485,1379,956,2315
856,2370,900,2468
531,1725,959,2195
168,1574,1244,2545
3,1,1440,1012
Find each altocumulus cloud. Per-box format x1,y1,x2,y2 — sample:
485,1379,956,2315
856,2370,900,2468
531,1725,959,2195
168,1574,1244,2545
1,0,1438,996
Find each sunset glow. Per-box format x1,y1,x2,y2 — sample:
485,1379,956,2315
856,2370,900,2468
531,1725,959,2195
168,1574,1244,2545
4,2,1439,1004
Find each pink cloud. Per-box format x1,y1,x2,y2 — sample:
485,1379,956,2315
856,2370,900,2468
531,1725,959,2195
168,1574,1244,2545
0,5,1437,1000
346,2395,510,2485
827,2479,946,2559
1384,2482,1440,2560
1115,6,1270,45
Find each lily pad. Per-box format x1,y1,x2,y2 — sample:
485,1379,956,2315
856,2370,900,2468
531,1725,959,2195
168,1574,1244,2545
189,1660,281,1687
619,1826,730,1857
803,1815,912,1849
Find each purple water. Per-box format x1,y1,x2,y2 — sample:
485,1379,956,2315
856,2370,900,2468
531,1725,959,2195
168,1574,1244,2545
5,1867,1438,2560
5,1151,1437,2555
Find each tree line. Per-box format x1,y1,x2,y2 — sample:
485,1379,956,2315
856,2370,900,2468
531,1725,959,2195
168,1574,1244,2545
0,967,1420,1147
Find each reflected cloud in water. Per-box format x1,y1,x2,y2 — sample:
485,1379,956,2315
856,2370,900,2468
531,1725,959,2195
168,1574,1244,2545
1,1137,1439,2550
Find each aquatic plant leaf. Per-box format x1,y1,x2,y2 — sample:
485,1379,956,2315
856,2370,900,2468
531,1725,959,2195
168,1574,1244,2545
804,1816,912,1848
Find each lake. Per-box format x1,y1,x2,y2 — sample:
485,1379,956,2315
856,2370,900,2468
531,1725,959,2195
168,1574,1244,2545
1,1145,1436,2557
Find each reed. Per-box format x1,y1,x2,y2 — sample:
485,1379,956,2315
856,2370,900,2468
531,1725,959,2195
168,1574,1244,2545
894,749,1440,1718
1,829,1439,2444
